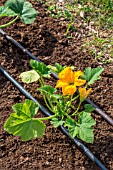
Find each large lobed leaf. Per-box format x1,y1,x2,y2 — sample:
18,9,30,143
78,111,96,127
51,118,64,128
4,99,46,141
77,111,96,143
12,99,39,117
30,60,51,77
65,111,96,143
38,85,57,95
5,0,38,24
77,126,94,144
19,70,40,84
20,1,38,24
5,0,25,14
0,6,17,17
84,104,95,113
83,67,104,85
64,118,79,138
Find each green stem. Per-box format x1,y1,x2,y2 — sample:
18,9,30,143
47,96,54,110
39,77,44,86
68,95,73,107
66,23,71,36
39,77,54,112
40,77,45,86
43,94,54,113
65,112,71,118
85,83,89,88
71,94,79,101
72,101,82,116
66,21,74,36
32,115,56,121
0,16,19,28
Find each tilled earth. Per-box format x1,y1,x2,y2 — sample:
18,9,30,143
0,1,113,170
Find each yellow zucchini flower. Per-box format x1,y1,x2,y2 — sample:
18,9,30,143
55,67,86,95
79,87,92,102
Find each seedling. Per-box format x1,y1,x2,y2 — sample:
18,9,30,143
83,36,113,63
47,1,76,36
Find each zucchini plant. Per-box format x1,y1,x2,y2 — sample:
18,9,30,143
4,60,104,143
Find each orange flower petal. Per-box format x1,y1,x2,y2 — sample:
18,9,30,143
74,70,83,79
58,67,70,79
56,67,86,95
87,88,92,96
58,67,74,84
62,85,76,95
55,80,68,88
79,87,92,102
75,79,86,86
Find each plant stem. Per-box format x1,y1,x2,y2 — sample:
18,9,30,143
40,77,45,86
39,77,44,86
72,101,82,116
43,94,54,113
47,96,54,110
0,16,19,28
71,94,79,101
39,77,54,112
67,95,73,107
32,115,56,121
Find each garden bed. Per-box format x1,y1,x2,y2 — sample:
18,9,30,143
0,0,113,169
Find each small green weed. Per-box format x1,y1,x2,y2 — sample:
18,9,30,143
45,0,113,63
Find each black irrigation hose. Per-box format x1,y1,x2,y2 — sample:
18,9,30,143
0,28,113,126
0,65,107,170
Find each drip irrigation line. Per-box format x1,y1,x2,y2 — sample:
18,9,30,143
0,28,113,126
0,66,107,170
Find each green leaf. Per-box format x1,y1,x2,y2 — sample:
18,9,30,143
64,113,96,143
52,94,61,99
19,70,40,84
4,113,46,141
64,118,79,138
83,67,104,85
12,99,39,117
77,126,94,143
70,66,75,70
78,111,96,127
77,111,96,143
55,97,68,117
84,104,95,113
0,6,17,17
65,118,76,127
20,1,38,24
50,94,61,105
5,0,38,24
38,85,56,95
64,10,71,19
5,0,25,14
55,63,64,74
4,99,46,141
51,118,64,128
47,65,57,73
30,60,51,77
47,63,64,74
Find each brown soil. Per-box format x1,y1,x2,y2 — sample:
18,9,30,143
0,1,113,170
